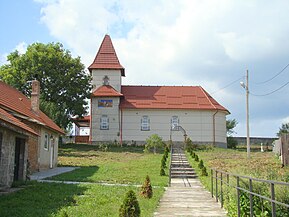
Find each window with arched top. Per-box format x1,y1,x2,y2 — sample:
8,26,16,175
103,76,110,85
100,115,109,130
141,116,150,131
171,116,179,131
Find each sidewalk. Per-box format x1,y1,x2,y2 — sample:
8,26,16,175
154,178,227,217
30,167,79,180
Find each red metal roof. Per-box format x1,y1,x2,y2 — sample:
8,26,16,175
88,35,125,76
0,81,64,134
0,108,38,136
92,85,123,97
120,86,229,112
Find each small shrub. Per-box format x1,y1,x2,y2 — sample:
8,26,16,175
201,167,208,176
191,152,195,158
119,190,140,217
140,175,153,199
144,134,164,154
227,137,238,149
161,157,167,168
160,167,165,176
194,154,199,162
198,160,204,169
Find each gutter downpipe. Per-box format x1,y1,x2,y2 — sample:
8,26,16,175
213,110,219,147
120,107,123,146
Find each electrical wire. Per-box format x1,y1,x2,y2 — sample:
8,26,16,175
252,63,289,85
251,80,289,96
211,76,244,95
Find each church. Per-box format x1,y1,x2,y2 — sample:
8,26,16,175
84,35,229,147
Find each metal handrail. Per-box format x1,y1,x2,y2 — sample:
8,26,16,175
210,168,289,217
168,141,173,186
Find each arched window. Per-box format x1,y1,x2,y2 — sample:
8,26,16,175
171,116,179,131
141,116,150,131
103,75,110,85
100,115,109,130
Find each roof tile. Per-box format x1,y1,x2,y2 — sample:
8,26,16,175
92,85,123,97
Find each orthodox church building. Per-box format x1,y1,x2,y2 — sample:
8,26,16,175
87,35,229,147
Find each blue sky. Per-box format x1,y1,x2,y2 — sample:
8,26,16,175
1,0,289,137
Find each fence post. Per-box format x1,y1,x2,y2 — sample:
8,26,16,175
237,176,240,217
211,169,214,198
220,172,223,208
215,170,218,202
270,183,276,217
249,178,253,217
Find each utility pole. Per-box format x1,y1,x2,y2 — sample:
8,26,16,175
240,70,250,158
246,69,250,158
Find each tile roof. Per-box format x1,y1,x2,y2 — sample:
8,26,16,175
88,35,125,76
0,81,64,134
92,85,123,97
0,108,38,136
120,86,229,112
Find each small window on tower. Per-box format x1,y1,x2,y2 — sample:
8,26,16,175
103,76,110,85
100,115,109,130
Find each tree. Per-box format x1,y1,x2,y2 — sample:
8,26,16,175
144,134,164,154
226,119,238,149
140,175,153,199
277,123,289,137
226,119,238,136
0,42,91,130
119,190,140,217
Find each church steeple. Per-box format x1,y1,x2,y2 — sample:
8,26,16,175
88,34,125,76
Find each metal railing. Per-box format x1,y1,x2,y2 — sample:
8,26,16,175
210,168,289,217
168,141,173,186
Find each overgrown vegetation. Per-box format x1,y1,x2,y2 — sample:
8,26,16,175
186,147,289,217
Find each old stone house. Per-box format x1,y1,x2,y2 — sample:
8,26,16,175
0,80,64,187
75,35,229,147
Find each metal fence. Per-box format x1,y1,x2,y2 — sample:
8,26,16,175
210,168,289,217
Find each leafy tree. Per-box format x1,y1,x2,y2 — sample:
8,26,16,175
144,134,164,154
0,42,91,130
119,190,140,217
277,123,289,137
226,119,238,136
226,119,238,149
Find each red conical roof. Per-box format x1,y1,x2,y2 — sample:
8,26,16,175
88,35,125,76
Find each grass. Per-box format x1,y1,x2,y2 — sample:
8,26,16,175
0,143,168,216
52,143,169,186
0,182,164,217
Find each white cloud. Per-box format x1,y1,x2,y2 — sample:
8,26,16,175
15,42,27,54
36,0,289,137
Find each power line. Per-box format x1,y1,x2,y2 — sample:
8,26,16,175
252,62,289,85
211,76,244,95
251,80,289,96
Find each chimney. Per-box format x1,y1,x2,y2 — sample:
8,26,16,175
31,80,40,113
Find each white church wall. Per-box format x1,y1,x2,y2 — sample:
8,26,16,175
121,109,227,146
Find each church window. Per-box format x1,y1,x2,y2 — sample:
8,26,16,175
171,116,179,131
141,116,150,131
100,115,109,130
103,76,110,85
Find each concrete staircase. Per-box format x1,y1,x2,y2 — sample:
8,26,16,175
170,145,197,179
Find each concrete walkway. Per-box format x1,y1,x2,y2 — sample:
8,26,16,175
154,178,227,217
30,167,79,180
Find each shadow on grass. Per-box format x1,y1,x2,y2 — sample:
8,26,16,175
49,166,99,182
0,182,87,217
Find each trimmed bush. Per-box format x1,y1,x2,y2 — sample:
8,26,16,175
198,160,204,169
119,190,140,217
191,152,195,158
140,175,153,199
161,157,167,168
201,167,208,176
160,167,165,176
194,154,199,162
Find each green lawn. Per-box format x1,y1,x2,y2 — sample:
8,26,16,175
52,143,169,186
0,143,168,217
0,182,164,217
